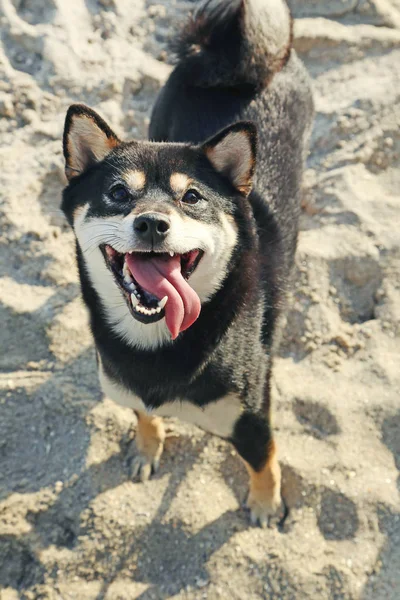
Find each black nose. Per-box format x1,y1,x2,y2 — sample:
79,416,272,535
134,213,171,245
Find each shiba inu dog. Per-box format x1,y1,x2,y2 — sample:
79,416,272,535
62,0,313,526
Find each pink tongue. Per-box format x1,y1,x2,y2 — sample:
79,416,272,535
125,253,201,339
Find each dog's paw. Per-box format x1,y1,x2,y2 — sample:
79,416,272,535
129,451,161,482
243,445,283,528
245,488,282,528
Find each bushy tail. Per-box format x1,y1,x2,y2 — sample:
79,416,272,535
174,0,293,89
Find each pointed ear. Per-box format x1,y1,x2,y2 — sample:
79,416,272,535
202,122,257,196
63,104,120,181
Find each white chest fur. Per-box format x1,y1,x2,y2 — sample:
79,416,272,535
98,364,242,438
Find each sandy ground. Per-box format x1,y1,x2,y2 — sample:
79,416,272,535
0,0,399,598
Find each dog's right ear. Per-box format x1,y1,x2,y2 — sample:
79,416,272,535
201,121,257,196
63,104,120,181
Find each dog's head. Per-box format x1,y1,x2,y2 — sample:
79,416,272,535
62,104,257,349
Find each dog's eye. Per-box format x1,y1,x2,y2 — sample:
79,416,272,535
182,189,201,205
110,185,129,202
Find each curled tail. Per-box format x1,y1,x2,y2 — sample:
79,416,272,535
174,0,293,89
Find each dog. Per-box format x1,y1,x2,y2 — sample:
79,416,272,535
61,0,314,527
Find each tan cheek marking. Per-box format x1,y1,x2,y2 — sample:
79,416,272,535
170,172,191,195
222,212,238,233
72,203,89,226
220,212,238,248
123,170,146,191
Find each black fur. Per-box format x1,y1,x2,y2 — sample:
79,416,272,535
62,0,314,479
232,412,273,472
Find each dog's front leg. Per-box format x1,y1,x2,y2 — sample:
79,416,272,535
129,411,165,482
97,360,165,481
232,412,282,527
243,438,282,527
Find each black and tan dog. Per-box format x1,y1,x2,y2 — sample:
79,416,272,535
61,0,313,526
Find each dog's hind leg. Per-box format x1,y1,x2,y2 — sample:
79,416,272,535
232,412,282,528
129,411,165,482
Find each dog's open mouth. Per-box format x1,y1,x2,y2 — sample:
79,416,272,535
101,245,203,339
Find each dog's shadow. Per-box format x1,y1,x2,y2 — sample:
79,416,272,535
0,406,250,597
95,445,247,599
0,285,250,597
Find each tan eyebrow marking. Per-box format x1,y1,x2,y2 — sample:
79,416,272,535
170,172,192,195
123,170,146,191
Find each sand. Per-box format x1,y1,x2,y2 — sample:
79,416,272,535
0,0,399,598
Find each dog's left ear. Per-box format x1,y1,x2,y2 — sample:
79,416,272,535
63,104,120,181
202,122,257,196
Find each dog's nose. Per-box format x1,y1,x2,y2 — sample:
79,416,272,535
134,213,171,244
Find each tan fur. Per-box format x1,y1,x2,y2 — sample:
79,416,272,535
135,411,165,463
170,172,192,195
128,411,166,482
206,131,254,195
223,212,239,233
66,115,118,178
243,440,282,526
123,170,146,191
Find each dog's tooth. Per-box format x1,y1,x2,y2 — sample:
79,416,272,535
156,307,162,314
169,251,174,257
158,296,168,309
128,282,136,292
131,293,139,307
123,262,130,277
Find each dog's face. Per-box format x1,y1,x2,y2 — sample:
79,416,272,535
62,105,257,349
